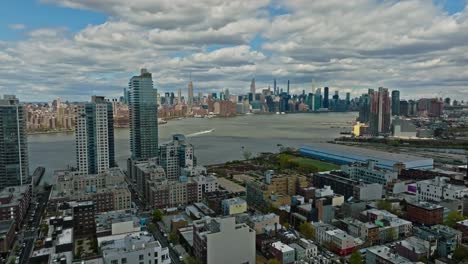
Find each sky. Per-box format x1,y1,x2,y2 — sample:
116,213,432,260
0,0,467,102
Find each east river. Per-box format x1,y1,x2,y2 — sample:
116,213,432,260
28,112,357,183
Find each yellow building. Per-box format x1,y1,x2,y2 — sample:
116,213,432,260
353,122,369,137
222,197,248,215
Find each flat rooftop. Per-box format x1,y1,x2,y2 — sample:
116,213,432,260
217,177,245,193
300,143,433,169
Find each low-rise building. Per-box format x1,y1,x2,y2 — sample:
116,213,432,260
248,213,280,235
0,184,32,228
50,168,131,213
342,160,398,185
414,225,462,257
95,210,141,246
366,245,413,264
221,197,247,215
297,238,318,259
406,201,444,226
288,243,305,261
270,241,295,264
456,219,468,242
101,232,170,264
395,236,431,262
0,220,15,253
416,177,468,202
246,173,308,210
326,229,360,256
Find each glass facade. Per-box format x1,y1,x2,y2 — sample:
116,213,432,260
129,69,158,159
0,97,29,189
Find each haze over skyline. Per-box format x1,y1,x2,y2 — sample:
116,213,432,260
1,0,468,101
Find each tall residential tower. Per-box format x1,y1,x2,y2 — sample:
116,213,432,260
391,90,400,116
129,69,158,160
369,87,391,135
75,96,115,175
0,95,29,189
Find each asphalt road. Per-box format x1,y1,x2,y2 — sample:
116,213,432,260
18,188,50,264
151,226,184,264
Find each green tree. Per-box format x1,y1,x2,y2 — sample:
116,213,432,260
148,223,157,233
387,228,397,242
349,250,364,264
299,222,315,239
444,211,465,228
267,259,281,264
40,223,49,235
453,245,468,262
169,232,179,244
153,209,164,223
184,256,201,264
376,200,392,211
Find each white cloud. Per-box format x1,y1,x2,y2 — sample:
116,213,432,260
8,24,26,30
0,0,467,101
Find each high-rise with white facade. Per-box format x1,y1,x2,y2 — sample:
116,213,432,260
129,69,158,160
0,95,29,189
75,96,115,175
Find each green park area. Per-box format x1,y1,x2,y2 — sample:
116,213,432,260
277,153,339,172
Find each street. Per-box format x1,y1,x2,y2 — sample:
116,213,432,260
151,224,184,264
16,187,50,264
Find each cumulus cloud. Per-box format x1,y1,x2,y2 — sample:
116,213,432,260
1,0,467,101
8,24,26,30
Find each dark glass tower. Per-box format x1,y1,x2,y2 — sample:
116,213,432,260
391,90,401,116
129,69,158,159
323,87,329,109
0,95,29,189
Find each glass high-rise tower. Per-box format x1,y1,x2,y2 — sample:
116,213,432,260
0,95,29,189
391,90,400,116
129,69,158,160
75,96,115,175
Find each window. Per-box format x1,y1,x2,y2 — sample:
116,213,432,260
121,258,127,264
139,254,144,260
111,260,118,264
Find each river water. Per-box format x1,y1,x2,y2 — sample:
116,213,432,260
28,112,357,183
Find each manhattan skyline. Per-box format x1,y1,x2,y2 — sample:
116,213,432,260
0,1,468,101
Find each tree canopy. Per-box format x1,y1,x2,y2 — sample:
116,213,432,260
153,209,164,222
444,211,466,228
349,250,364,264
299,222,315,239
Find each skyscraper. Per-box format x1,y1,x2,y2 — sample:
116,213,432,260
391,90,400,116
323,87,330,109
273,79,277,95
250,78,255,95
314,88,322,110
188,79,194,106
75,96,115,175
369,87,391,135
287,80,290,95
129,69,158,160
177,88,182,104
0,95,29,189
358,92,371,123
